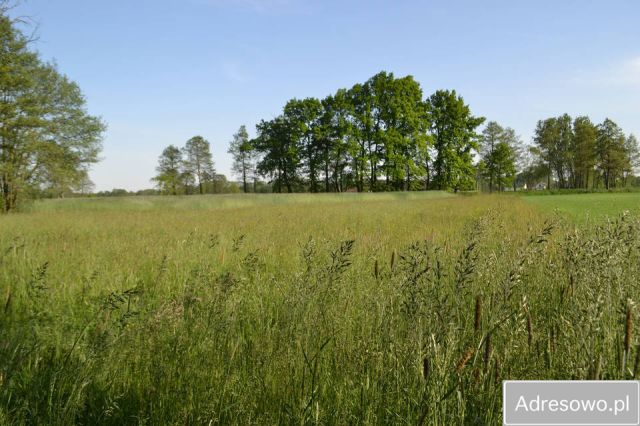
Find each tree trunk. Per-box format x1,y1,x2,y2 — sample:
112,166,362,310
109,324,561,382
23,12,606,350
2,179,15,213
324,146,330,193
242,157,247,193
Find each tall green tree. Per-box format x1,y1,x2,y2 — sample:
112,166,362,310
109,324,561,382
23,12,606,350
183,136,215,195
152,145,183,195
426,90,484,191
283,98,323,192
253,116,300,193
320,90,353,192
386,75,430,190
479,122,518,192
490,141,516,191
348,82,373,191
479,121,503,192
501,127,525,191
596,119,627,189
533,118,559,189
0,12,105,211
532,114,576,189
227,125,255,193
571,116,598,189
554,114,574,188
623,134,640,186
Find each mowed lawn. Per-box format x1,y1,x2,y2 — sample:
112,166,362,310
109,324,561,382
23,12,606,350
1,192,639,424
522,192,640,222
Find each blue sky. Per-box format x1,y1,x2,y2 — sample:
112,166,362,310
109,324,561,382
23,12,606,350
11,0,640,191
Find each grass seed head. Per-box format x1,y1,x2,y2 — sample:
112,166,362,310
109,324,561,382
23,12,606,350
456,349,474,374
423,357,430,382
625,303,633,354
474,295,482,332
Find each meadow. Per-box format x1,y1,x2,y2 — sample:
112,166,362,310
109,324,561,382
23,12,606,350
1,192,639,424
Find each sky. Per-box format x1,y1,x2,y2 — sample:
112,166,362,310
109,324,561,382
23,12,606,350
10,0,640,191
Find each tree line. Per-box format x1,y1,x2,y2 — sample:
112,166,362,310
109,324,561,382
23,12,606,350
220,72,640,193
152,132,270,195
245,72,486,193
531,115,639,190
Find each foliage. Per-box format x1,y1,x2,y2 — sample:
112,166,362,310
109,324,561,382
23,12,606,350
478,121,519,192
227,125,257,193
0,12,105,212
153,137,224,195
531,114,638,190
152,145,183,195
251,72,481,193
182,136,215,195
427,89,485,191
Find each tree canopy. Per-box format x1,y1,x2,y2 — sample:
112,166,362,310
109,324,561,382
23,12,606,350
531,114,639,190
249,72,484,193
0,11,105,211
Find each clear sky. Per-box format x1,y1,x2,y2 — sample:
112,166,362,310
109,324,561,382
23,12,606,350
11,0,640,191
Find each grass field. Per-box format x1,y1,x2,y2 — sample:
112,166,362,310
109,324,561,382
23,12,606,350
1,192,639,424
25,191,456,212
523,192,640,222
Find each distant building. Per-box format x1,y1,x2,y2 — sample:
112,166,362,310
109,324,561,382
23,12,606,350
534,182,546,190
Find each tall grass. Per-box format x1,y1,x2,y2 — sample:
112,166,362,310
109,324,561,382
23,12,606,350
0,194,638,424
24,191,455,213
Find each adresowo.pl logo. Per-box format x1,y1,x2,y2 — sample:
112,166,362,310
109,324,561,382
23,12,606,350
503,381,640,426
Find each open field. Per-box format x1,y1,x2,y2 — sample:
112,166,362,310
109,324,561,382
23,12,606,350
1,193,640,424
24,191,456,213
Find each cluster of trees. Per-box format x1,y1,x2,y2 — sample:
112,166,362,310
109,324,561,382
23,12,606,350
152,136,242,194
225,73,639,192
153,136,214,194
476,122,522,192
531,115,639,190
227,72,486,193
0,7,105,212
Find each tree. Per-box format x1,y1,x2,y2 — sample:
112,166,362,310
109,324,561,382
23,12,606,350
228,125,255,193
572,116,598,189
152,145,183,195
319,90,352,192
183,136,215,195
283,98,323,192
479,121,502,192
346,82,372,192
532,114,578,189
385,75,430,190
74,171,95,195
426,90,484,191
253,116,300,193
596,119,627,189
491,141,516,191
479,122,519,192
555,114,574,189
501,127,525,191
623,134,640,186
533,118,559,189
0,12,105,212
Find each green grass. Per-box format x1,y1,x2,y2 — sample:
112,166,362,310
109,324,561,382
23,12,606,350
522,192,640,222
25,191,455,212
1,192,639,424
